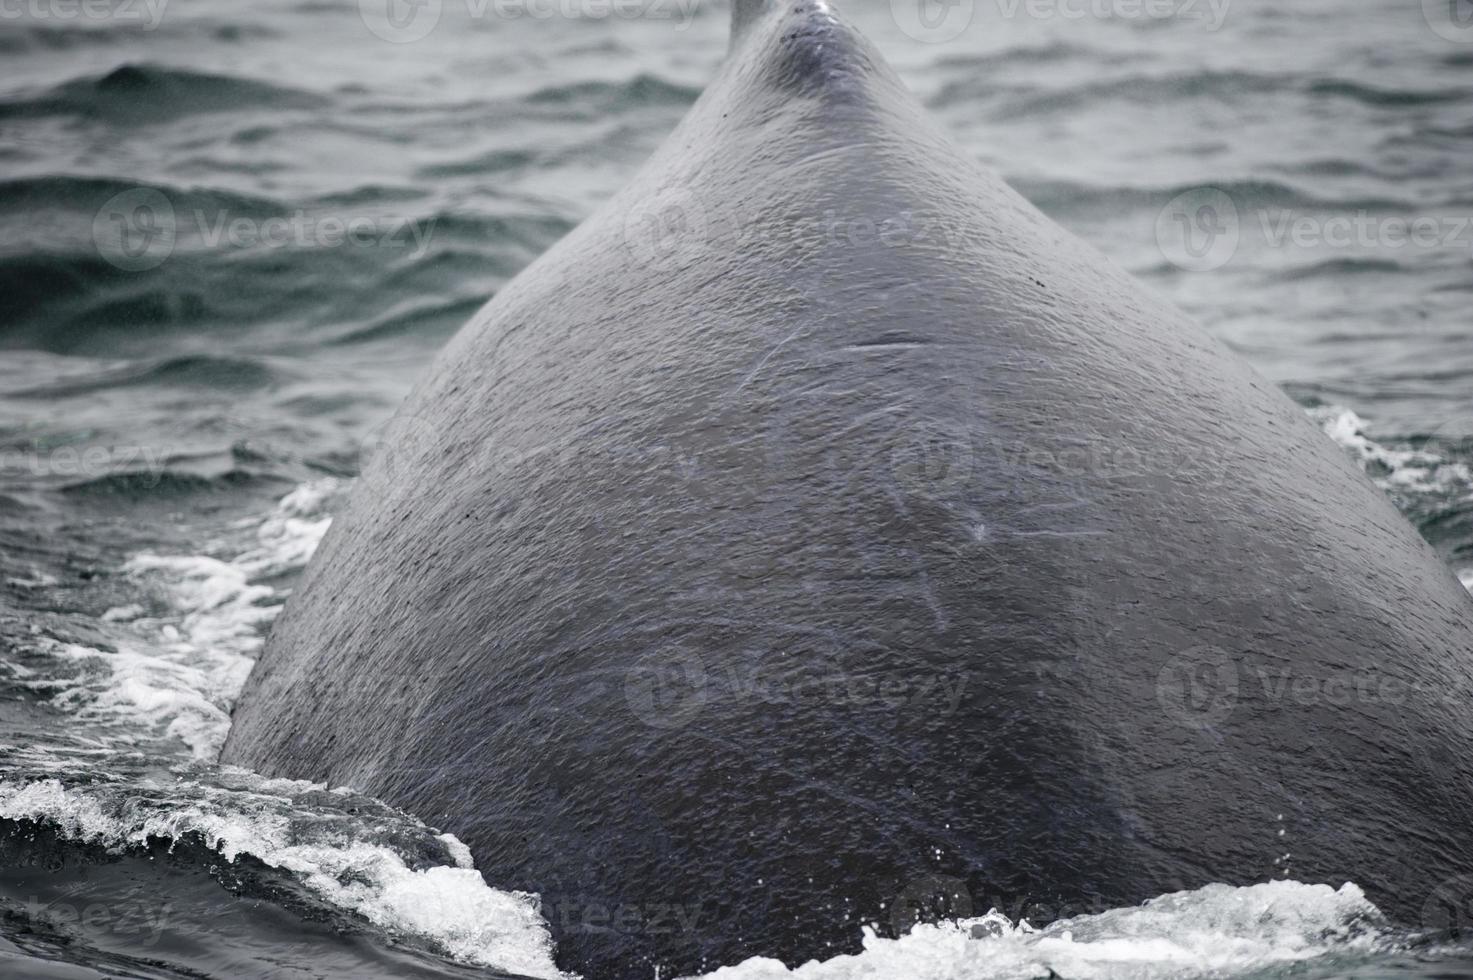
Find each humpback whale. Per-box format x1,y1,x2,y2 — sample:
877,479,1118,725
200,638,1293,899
223,2,1473,976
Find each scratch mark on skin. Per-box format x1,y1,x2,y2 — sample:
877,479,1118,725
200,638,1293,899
1008,529,1112,538
842,339,931,353
733,325,809,393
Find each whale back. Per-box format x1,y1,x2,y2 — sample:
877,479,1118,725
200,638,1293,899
224,4,1473,977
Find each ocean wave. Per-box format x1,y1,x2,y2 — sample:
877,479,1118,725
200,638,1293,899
1305,79,1467,108
0,174,285,229
0,774,566,979
933,40,1105,71
1310,404,1473,585
416,148,543,180
1009,176,1420,216
981,69,1291,116
8,480,337,758
11,355,283,398
0,63,326,125
693,881,1391,980
939,69,1468,120
328,295,489,346
58,469,237,498
0,18,281,55
525,73,701,113
1310,405,1473,497
1270,257,1412,282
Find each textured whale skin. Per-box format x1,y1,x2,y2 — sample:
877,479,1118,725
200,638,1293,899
223,2,1473,976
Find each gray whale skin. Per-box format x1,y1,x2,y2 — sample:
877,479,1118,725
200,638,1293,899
222,1,1473,976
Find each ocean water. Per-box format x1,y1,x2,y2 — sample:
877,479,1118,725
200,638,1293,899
2,0,1473,977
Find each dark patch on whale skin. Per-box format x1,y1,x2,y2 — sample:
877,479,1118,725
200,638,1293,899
768,1,874,100
224,2,1473,979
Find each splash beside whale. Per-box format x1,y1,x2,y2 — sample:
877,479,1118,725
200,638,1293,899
222,2,1473,976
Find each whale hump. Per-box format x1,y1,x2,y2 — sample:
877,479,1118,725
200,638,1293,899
222,1,1473,978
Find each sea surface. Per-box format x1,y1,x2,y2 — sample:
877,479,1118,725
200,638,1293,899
3,0,1473,977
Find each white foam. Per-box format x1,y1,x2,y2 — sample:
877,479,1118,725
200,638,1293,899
690,881,1387,980
1309,405,1473,495
18,480,339,760
1309,405,1473,592
101,603,145,622
0,776,569,980
6,569,59,588
439,832,476,869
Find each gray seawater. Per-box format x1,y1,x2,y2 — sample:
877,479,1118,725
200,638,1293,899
3,0,1473,977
